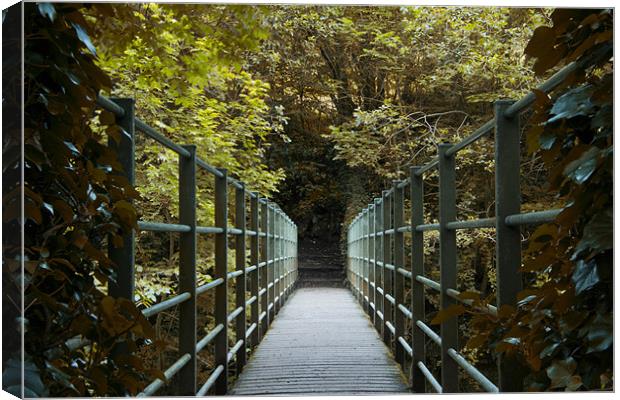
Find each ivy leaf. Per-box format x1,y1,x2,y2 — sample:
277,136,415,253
547,85,595,124
37,3,56,22
571,259,599,295
547,357,577,389
585,313,612,353
573,207,613,257
430,304,465,325
563,147,599,184
70,22,97,55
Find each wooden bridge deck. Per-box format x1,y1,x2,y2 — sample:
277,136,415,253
231,287,409,395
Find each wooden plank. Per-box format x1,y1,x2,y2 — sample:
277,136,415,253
231,287,408,395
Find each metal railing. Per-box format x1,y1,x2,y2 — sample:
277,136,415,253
346,58,593,393
95,95,298,396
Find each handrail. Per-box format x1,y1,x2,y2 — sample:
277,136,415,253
94,95,299,396
345,53,601,393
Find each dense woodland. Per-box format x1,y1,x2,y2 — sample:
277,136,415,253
2,3,613,396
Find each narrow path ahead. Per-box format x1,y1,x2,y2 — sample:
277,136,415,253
231,287,408,395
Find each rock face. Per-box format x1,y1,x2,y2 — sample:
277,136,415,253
296,239,345,288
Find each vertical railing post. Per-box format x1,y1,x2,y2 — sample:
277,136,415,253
250,193,260,347
393,181,405,366
214,168,228,394
410,166,426,393
494,100,524,392
363,208,369,309
260,200,269,336
268,204,276,324
382,190,393,345
374,197,383,334
178,145,197,394
108,98,135,300
234,184,247,371
438,144,458,393
367,203,375,317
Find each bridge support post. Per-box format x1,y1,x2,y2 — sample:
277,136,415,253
260,199,270,336
438,143,458,393
268,204,276,324
250,193,260,347
235,184,247,372
214,168,229,394
410,166,426,393
393,181,405,366
367,203,375,317
107,98,135,300
382,190,393,345
373,198,382,334
494,100,524,392
178,145,197,394
363,208,369,309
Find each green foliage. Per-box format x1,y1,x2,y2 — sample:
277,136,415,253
449,9,613,391
86,4,289,307
5,3,161,395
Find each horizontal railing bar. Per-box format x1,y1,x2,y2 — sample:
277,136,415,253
397,179,410,189
196,365,224,396
415,158,438,176
370,302,375,310
385,294,396,305
227,339,244,363
246,295,257,307
96,94,125,117
415,223,440,232
196,323,224,353
376,310,384,320
246,230,258,236
196,226,224,234
386,321,396,335
446,217,496,230
228,227,243,235
245,265,257,273
384,228,395,235
259,311,267,321
416,275,441,292
418,362,443,393
397,267,412,279
196,157,224,178
136,119,191,158
377,287,384,295
137,353,191,397
505,208,562,227
267,282,274,289
505,56,596,118
398,336,413,357
267,303,274,311
259,288,267,297
228,270,243,279
417,320,442,346
396,225,411,233
246,323,257,339
196,278,224,295
448,348,499,392
446,288,498,316
142,292,191,318
228,177,243,190
227,306,244,323
138,221,191,233
398,303,413,320
446,119,495,157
